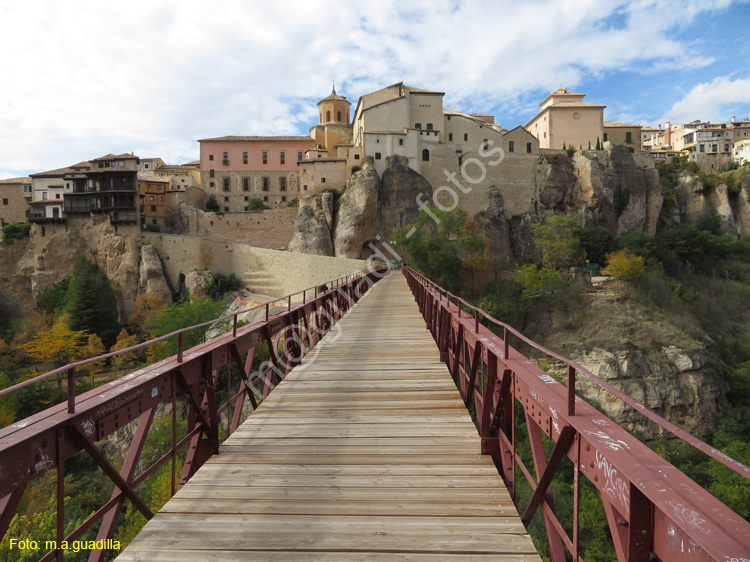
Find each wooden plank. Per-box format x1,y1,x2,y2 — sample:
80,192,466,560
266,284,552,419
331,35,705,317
115,273,541,561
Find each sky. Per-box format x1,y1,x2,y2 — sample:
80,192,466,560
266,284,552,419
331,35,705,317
1,0,749,179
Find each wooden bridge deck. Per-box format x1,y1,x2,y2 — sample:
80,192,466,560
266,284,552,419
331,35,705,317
116,272,541,561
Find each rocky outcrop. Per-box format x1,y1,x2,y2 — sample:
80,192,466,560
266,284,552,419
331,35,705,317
537,153,582,216
569,345,726,439
377,155,432,240
474,187,515,273
334,157,380,258
138,245,172,302
184,270,213,299
288,194,334,256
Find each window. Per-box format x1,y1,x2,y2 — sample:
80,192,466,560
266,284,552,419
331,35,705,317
725,144,730,152
56,193,60,199
262,177,269,191
243,177,249,191
244,196,249,202
603,133,608,142
483,139,489,150
262,151,268,164
2,198,7,205
448,133,453,141
527,142,532,153
210,181,215,188
303,185,308,191
210,169,215,178
280,151,285,164
415,123,422,130
222,151,229,164
321,177,326,184
144,163,150,169
23,184,31,193
426,123,433,131
625,132,632,144
149,196,154,201
326,110,331,121
43,192,48,200
375,153,382,160
243,151,248,164
422,149,430,162
354,154,360,159
223,177,230,191
700,144,705,152
399,139,404,146
224,207,229,212
41,226,45,236
209,155,214,161
712,144,717,152
337,110,342,121
508,141,514,153
281,196,286,202
297,150,303,162
150,205,156,212
224,196,229,202
464,133,468,141
280,177,287,191
263,196,268,202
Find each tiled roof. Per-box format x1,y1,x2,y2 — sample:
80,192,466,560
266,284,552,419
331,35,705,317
444,109,506,132
604,122,642,128
0,177,31,184
92,153,138,162
550,101,606,108
30,161,92,177
198,136,315,143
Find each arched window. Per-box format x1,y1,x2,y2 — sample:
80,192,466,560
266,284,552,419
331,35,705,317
337,110,342,122
422,148,430,162
326,110,331,122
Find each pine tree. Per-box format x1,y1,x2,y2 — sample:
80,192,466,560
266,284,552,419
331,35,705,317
66,257,120,347
595,136,602,150
562,142,567,150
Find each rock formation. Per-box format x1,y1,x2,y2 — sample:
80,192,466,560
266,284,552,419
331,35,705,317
377,155,433,241
138,244,173,302
334,157,380,258
288,194,335,256
473,187,515,273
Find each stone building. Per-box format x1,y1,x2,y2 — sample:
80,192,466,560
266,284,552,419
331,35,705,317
603,122,642,154
0,177,32,226
525,88,605,150
198,136,315,211
138,175,171,228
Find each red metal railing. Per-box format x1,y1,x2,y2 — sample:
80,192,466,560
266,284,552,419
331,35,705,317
403,266,750,562
0,268,387,562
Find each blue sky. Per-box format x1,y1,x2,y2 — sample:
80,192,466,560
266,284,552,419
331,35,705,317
1,0,749,179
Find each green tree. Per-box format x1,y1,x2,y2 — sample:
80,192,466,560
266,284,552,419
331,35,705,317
35,278,70,316
531,214,581,270
515,264,563,298
246,197,270,211
579,226,615,266
457,220,490,295
65,257,120,347
393,207,472,292
147,298,228,361
206,195,220,212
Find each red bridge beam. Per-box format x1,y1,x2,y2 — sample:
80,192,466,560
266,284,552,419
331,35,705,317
403,266,750,562
0,268,387,562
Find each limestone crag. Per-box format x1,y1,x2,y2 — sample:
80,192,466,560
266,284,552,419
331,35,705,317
138,245,173,303
334,157,380,258
474,187,515,273
288,194,335,256
377,155,433,242
568,345,726,439
184,270,213,299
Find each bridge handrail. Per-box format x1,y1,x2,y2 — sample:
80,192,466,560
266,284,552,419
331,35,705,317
0,270,369,406
402,267,750,480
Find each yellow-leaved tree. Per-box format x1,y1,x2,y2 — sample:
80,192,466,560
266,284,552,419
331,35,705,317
20,314,88,369
111,328,140,370
603,250,645,283
78,333,107,374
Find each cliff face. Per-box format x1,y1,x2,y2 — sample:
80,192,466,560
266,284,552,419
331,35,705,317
0,216,172,322
291,155,433,259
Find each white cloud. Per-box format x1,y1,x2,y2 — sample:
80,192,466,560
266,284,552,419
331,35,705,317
0,0,745,177
660,76,750,124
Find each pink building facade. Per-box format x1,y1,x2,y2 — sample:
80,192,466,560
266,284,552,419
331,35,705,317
199,136,316,211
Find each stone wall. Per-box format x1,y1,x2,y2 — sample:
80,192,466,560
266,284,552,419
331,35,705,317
142,233,367,297
188,208,297,249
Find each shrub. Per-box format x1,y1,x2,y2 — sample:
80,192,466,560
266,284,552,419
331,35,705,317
246,197,270,211
1,223,31,244
206,195,220,212
202,272,241,300
603,250,645,282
